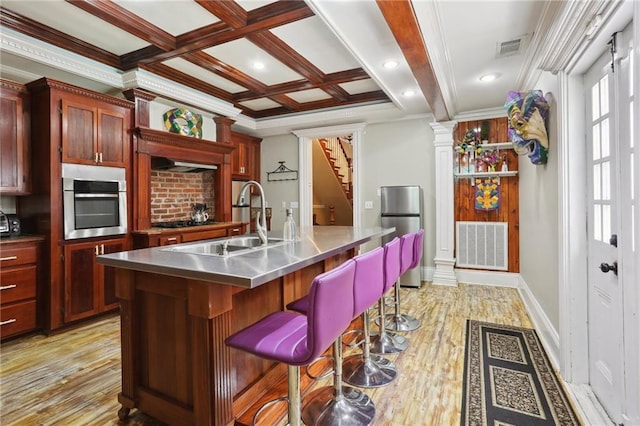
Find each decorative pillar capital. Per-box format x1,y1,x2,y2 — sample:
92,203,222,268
430,121,458,147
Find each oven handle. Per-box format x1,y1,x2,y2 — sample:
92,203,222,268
74,193,119,198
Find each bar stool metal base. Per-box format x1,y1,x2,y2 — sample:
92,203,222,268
342,354,397,388
384,313,421,332
368,331,408,354
302,386,376,426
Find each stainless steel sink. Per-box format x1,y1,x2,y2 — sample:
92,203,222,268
161,236,286,257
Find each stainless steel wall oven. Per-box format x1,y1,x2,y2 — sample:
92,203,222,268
62,163,127,240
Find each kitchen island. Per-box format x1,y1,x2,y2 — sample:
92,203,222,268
97,226,392,426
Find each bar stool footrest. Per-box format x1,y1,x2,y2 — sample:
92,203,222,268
342,354,397,388
302,385,375,426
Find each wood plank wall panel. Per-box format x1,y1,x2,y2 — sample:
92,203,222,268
454,117,519,272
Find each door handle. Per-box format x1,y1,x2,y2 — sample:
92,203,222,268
599,261,618,276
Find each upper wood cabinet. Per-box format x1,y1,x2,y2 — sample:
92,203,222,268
0,80,31,194
231,132,261,181
61,99,128,167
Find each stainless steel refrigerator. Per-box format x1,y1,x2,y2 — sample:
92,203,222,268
380,185,423,288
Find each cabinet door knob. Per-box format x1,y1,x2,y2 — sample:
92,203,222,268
100,244,105,255
95,152,99,163
99,152,103,163
94,245,99,256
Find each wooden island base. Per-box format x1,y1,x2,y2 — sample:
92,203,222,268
114,248,355,426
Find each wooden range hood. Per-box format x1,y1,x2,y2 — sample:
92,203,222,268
132,126,236,231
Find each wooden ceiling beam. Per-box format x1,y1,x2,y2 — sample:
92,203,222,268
183,51,266,92
250,90,389,118
66,0,176,51
232,68,370,102
376,0,450,121
121,1,314,68
195,0,247,28
0,7,121,68
141,63,234,102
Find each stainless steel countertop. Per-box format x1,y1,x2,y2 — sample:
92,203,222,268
97,226,394,289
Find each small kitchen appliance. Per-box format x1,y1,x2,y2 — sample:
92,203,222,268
191,203,209,224
0,213,21,238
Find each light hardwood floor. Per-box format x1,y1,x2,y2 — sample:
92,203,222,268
1,283,534,425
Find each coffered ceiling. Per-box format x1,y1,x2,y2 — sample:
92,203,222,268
0,1,616,136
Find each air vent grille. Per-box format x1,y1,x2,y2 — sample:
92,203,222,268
496,36,526,58
456,221,508,270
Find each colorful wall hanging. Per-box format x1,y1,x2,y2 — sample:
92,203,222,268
475,177,500,211
504,90,549,165
163,108,203,138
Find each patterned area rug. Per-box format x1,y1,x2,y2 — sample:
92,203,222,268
461,320,581,425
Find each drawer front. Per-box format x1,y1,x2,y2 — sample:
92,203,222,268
181,229,227,243
0,266,37,303
0,299,37,338
0,245,37,267
158,235,182,246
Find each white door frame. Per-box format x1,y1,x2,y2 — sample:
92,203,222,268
292,123,366,229
558,3,639,423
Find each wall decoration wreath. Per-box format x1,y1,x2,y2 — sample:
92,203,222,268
162,108,203,138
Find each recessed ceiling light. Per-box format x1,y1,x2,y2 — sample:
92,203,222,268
383,60,399,69
479,74,497,82
252,62,265,70
402,90,415,97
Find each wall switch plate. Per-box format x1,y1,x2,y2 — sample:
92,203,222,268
290,201,299,209
364,201,373,209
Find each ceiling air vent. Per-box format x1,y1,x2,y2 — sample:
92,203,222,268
496,36,527,58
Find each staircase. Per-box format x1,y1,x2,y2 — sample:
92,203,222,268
318,136,353,203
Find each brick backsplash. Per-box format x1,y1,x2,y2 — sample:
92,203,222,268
150,170,215,223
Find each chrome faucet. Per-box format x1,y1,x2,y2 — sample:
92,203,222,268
236,180,268,245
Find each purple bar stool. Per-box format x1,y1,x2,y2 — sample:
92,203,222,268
369,237,409,354
286,271,376,425
342,246,398,388
384,231,422,332
226,259,358,426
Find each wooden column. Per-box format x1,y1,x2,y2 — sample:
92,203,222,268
214,117,236,222
123,89,156,230
430,121,458,286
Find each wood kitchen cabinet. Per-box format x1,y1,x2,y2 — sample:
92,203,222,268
231,132,261,181
0,237,44,339
20,78,134,331
0,80,31,194
132,223,246,248
61,98,129,167
63,238,127,323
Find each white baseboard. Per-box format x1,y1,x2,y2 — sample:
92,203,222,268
517,274,560,371
455,268,520,287
422,266,434,282
564,383,615,426
517,276,615,425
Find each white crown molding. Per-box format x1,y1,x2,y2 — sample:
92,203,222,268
0,27,123,88
516,1,565,90
292,122,366,138
454,106,507,122
122,69,242,119
538,0,616,73
0,63,42,83
412,0,458,117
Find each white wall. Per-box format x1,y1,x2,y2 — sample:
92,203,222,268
259,117,435,267
356,118,435,266
518,71,560,331
260,133,300,232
